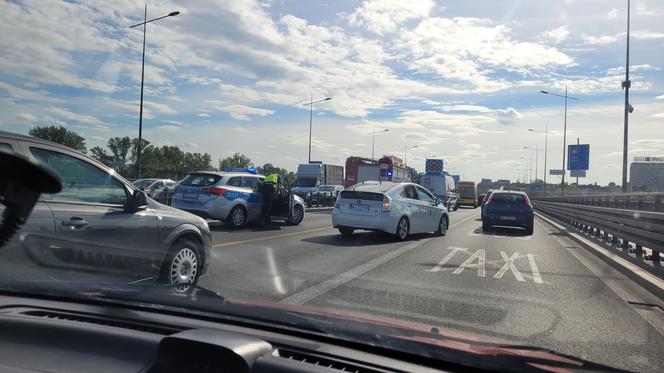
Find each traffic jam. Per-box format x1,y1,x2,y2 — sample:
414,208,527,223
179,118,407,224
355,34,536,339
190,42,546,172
143,155,533,242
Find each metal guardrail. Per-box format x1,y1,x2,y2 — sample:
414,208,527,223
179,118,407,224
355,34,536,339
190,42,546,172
534,200,664,263
534,192,664,212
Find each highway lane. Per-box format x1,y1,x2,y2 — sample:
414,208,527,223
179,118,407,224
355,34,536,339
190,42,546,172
200,207,664,372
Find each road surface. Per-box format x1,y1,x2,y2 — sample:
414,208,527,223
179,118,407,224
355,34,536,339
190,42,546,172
200,207,664,372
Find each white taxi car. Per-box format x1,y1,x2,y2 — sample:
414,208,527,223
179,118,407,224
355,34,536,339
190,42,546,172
332,182,449,240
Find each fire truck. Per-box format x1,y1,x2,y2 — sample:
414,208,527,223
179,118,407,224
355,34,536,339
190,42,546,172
344,155,412,188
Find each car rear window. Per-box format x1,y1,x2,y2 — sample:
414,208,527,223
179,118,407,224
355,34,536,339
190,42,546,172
181,173,222,187
491,193,526,203
339,191,384,201
351,183,394,193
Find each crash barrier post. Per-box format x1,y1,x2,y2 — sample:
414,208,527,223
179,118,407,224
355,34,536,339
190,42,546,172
532,200,664,264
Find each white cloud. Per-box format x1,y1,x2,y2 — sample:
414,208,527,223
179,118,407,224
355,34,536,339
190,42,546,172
16,112,38,125
605,9,619,20
46,107,107,126
348,0,434,35
631,30,664,40
582,35,618,45
207,101,274,120
652,113,664,118
537,26,570,44
656,95,664,100
197,113,211,118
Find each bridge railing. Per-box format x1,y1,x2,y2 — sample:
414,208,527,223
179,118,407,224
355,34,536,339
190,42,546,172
532,192,664,212
533,200,664,263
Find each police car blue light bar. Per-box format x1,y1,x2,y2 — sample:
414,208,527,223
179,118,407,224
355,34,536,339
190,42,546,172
224,167,257,174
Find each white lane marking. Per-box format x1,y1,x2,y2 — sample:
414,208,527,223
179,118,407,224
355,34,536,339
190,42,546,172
527,254,543,284
426,247,467,272
280,239,424,305
453,249,486,277
537,212,664,291
280,209,480,305
494,252,525,282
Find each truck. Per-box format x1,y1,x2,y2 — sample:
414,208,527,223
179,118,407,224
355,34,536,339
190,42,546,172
345,155,412,188
457,181,478,208
291,162,344,197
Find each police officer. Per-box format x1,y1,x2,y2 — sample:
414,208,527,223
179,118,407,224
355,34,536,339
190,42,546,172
259,174,279,225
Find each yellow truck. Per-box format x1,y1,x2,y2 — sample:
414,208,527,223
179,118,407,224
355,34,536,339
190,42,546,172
457,181,478,208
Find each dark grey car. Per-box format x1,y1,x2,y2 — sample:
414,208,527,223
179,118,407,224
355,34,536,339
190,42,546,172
0,131,211,286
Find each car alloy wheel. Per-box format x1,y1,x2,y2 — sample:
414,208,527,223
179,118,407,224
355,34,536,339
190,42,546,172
289,205,304,225
396,217,409,241
436,216,448,236
169,247,199,285
230,206,246,227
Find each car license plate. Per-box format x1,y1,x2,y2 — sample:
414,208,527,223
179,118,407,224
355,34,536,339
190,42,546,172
500,216,516,221
349,204,369,211
183,192,198,199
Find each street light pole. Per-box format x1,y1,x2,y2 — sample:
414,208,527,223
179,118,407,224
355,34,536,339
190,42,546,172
404,144,418,165
540,88,578,196
368,124,389,159
130,6,179,179
305,96,332,163
528,124,549,194
524,146,539,184
622,0,632,192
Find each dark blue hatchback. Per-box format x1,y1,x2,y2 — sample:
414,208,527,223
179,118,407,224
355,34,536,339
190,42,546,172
481,190,534,235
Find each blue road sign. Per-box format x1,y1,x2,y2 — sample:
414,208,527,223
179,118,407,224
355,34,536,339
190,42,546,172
568,144,590,171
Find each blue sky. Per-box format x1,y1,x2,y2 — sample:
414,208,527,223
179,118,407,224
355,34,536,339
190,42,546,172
1,0,663,184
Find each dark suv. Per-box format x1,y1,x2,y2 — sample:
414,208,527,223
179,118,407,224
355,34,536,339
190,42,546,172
0,131,211,286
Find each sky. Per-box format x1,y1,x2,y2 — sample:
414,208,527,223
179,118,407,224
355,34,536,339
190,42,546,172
1,0,663,185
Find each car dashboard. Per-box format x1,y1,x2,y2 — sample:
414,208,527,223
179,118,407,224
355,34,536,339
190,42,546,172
0,294,447,373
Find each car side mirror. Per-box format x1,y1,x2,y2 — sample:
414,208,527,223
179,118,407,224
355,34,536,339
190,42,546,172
126,190,148,212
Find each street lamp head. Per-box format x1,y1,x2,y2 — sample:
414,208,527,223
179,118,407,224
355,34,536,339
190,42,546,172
324,97,332,101
540,90,549,94
383,129,389,132
168,11,180,16
528,128,534,132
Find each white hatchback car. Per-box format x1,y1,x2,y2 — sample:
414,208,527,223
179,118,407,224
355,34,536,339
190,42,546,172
332,182,449,240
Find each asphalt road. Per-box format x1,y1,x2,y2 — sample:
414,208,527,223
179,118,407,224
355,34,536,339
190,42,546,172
200,207,664,372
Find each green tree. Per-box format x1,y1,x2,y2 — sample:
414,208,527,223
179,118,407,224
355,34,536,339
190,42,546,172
91,136,133,175
219,153,252,170
184,152,213,173
29,125,87,153
256,163,296,187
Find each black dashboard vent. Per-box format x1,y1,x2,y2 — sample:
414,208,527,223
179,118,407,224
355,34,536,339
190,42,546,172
22,310,179,335
277,348,393,373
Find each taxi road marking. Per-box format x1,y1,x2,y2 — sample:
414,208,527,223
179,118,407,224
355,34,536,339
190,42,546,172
212,227,331,248
467,228,532,240
428,247,544,284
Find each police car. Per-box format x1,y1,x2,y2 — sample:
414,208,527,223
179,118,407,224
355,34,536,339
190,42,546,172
171,168,305,227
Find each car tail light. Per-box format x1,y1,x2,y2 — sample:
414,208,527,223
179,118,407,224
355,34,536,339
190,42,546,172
485,194,494,206
523,194,531,205
382,195,392,212
203,187,226,196
334,198,340,209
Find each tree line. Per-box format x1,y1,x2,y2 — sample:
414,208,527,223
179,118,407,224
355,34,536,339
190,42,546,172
28,125,296,183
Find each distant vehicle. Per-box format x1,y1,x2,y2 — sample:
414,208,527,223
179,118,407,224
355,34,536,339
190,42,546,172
0,131,211,286
344,156,411,188
481,190,534,235
332,182,449,241
133,178,176,198
292,163,343,198
307,184,344,206
457,181,478,208
171,169,305,227
419,173,458,211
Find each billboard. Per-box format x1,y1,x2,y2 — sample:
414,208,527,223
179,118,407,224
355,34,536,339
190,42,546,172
570,170,586,178
550,169,565,175
568,144,590,171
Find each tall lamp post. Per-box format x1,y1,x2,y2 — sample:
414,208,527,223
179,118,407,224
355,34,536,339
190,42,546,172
305,95,332,163
130,5,180,179
622,0,634,192
520,156,533,184
540,87,578,195
404,144,418,166
368,124,389,159
528,125,549,194
523,145,542,185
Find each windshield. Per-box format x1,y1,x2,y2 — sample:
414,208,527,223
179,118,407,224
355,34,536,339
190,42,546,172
293,178,317,187
133,179,157,188
1,1,663,372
